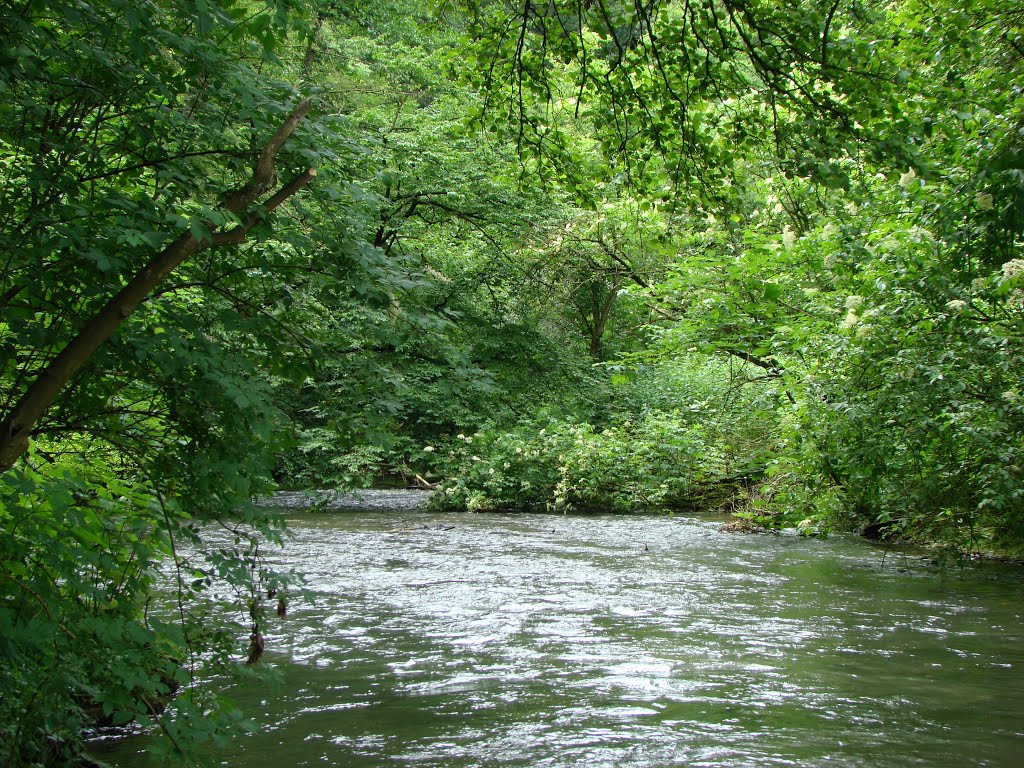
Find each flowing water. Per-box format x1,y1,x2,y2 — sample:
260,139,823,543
95,491,1024,766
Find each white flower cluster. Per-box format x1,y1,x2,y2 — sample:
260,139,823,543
842,295,864,330
782,225,796,251
1001,259,1024,281
1000,259,1024,306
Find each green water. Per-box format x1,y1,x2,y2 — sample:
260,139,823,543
94,505,1024,766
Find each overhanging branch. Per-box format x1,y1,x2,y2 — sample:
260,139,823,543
0,101,318,471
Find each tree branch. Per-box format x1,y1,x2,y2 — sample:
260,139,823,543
0,102,317,471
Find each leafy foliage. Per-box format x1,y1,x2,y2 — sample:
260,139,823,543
0,0,329,763
430,359,780,514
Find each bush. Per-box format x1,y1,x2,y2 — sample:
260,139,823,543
429,409,754,514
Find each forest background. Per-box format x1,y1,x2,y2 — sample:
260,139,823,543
1,0,1023,764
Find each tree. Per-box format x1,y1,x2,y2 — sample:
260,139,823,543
0,1,343,762
453,0,1024,550
0,100,316,470
464,0,901,200
267,0,616,487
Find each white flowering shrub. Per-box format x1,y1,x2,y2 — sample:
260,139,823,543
430,412,730,513
782,193,1024,552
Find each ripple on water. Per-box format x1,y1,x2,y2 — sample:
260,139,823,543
91,501,1024,768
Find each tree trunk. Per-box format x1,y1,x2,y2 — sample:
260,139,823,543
0,101,316,471
302,13,327,79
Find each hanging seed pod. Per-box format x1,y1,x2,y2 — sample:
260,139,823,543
246,631,265,665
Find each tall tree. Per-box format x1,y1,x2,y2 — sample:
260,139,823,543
0,1,351,762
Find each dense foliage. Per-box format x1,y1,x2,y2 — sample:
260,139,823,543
440,0,1024,556
1,0,1022,764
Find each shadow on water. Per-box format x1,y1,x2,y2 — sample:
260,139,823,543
92,490,1024,767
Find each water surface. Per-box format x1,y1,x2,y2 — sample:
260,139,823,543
98,497,1024,766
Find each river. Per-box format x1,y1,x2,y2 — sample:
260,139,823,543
94,491,1024,766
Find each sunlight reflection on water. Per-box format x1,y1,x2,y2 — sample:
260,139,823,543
95,494,1024,767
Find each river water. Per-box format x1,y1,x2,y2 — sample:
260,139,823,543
97,492,1024,766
